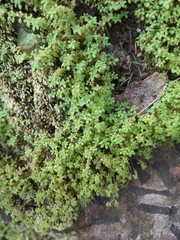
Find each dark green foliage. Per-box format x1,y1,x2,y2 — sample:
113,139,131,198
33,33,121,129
0,0,180,234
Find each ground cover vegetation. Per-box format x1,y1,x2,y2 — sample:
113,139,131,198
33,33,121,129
0,0,180,236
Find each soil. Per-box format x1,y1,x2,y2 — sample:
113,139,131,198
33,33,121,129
106,16,150,88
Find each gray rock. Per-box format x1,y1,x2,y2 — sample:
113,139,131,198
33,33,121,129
115,72,168,113
67,145,180,240
17,22,41,55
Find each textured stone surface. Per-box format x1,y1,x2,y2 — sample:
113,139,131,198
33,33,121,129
68,144,180,240
115,72,168,112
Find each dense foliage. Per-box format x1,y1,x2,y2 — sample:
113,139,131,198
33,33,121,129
0,0,180,234
133,0,180,76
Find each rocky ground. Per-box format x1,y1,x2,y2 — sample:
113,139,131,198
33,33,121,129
67,144,180,240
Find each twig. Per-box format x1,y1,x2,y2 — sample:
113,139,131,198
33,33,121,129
172,77,180,82
104,25,112,42
138,96,160,114
134,41,137,55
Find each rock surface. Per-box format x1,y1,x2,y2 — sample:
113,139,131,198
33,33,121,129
68,144,180,240
115,72,168,112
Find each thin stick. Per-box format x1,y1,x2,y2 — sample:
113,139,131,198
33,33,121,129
138,97,160,114
104,25,112,42
172,77,180,82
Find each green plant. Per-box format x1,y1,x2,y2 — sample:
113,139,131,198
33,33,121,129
79,0,128,25
132,0,180,77
0,0,180,236
0,218,38,240
0,217,76,240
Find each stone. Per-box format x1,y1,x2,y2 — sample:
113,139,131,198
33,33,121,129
65,144,180,239
17,22,41,55
115,72,168,113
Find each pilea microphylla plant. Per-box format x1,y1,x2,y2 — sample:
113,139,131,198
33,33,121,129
0,0,180,234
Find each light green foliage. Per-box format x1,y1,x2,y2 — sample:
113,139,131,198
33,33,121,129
149,81,180,143
0,0,180,236
79,0,128,25
0,108,16,159
132,0,180,76
0,217,76,240
0,218,37,240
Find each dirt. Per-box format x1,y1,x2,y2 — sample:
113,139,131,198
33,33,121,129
106,16,149,86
